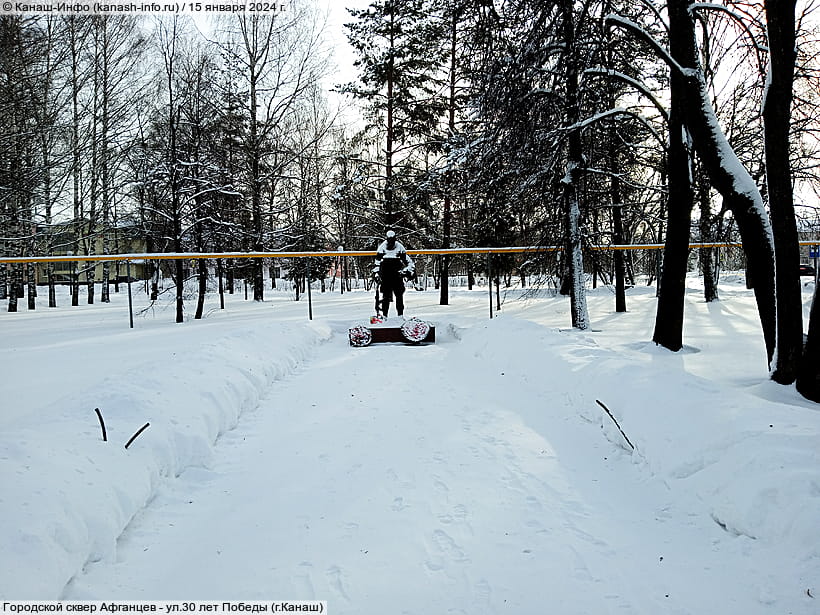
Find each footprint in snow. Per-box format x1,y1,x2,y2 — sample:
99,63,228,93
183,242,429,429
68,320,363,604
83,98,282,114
291,561,315,599
326,565,350,601
433,478,450,494
474,578,492,603
432,529,470,563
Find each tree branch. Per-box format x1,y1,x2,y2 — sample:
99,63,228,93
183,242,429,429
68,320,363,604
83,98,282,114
604,14,686,75
584,67,669,122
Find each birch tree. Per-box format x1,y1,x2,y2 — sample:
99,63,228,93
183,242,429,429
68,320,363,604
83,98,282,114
92,16,146,304
65,15,90,307
33,17,72,309
155,16,187,322
1,16,41,312
220,5,327,300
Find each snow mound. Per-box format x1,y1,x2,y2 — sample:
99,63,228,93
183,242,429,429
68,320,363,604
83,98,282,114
0,321,331,599
454,316,820,558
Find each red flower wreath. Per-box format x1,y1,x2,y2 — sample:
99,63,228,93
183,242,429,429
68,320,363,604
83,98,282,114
401,318,431,343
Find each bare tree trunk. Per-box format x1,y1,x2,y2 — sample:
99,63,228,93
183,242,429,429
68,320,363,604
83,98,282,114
652,124,693,348
611,3,777,364
603,0,627,313
160,18,185,323
175,259,184,323
653,10,694,351
69,17,83,308
610,152,627,313
26,262,36,310
217,259,225,310
798,284,820,401
384,7,396,228
8,264,22,312
100,20,111,304
194,258,207,319
47,263,56,308
683,2,775,363
561,0,589,330
674,1,777,361
86,20,104,306
40,23,57,309
440,8,458,307
698,165,720,303
764,0,802,384
150,261,159,301
240,17,265,302
0,259,7,300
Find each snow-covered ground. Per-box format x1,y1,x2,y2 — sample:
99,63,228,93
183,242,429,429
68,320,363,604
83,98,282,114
1,275,819,614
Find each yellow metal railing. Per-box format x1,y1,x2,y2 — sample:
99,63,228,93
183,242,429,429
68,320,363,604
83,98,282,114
2,241,818,265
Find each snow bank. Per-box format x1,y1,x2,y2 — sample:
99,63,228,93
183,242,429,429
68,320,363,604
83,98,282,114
594,351,820,552
455,316,820,561
0,321,331,599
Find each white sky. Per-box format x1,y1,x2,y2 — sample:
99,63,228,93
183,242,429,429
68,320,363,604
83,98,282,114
321,0,371,125
189,1,370,125
322,0,363,86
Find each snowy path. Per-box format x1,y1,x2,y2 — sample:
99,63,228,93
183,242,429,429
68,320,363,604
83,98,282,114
62,325,788,614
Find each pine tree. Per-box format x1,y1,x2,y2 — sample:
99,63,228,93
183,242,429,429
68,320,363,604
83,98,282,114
345,0,446,231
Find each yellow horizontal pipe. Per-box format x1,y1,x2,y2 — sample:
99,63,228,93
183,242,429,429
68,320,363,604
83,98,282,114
0,241,817,265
